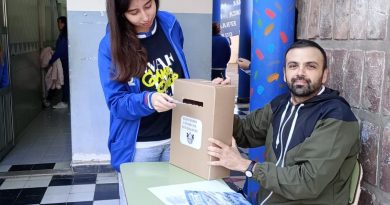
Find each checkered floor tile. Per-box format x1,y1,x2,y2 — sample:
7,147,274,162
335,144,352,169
0,170,248,204
0,173,119,204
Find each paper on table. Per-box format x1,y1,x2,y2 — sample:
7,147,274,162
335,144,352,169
185,190,251,205
148,180,236,205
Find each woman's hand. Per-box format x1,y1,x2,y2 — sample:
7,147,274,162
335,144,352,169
212,76,231,85
151,93,176,112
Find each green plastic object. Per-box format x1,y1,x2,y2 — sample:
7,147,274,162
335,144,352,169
349,160,362,205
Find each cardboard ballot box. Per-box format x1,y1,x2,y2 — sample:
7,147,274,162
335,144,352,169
170,79,236,180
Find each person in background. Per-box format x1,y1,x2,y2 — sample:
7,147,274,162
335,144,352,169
211,22,231,80
49,16,69,109
208,40,360,205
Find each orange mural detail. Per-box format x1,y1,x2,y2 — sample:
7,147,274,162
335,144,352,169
267,73,279,83
264,24,274,36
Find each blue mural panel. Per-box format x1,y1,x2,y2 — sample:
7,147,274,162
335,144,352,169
247,1,296,204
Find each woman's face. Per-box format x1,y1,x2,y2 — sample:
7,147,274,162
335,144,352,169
124,0,157,33
57,20,65,31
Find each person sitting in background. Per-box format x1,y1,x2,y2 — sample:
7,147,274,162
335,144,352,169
40,47,64,107
211,22,231,80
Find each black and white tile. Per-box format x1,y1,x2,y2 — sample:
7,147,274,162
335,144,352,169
0,172,119,204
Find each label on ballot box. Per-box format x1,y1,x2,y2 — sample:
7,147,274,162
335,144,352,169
180,116,202,149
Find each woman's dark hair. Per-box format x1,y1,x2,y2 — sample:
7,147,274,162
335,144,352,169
57,16,67,37
285,39,327,70
212,22,221,35
107,0,159,82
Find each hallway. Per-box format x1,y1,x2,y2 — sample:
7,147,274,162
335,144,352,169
0,108,120,205
0,109,71,167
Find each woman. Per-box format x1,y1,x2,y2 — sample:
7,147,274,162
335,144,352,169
49,16,69,109
99,0,192,203
99,0,190,171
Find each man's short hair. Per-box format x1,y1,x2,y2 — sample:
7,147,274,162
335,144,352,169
285,39,328,70
212,22,221,35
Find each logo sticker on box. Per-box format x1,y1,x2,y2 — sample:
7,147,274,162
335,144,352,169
180,116,202,149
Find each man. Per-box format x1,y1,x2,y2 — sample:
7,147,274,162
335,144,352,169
211,22,231,80
208,39,360,204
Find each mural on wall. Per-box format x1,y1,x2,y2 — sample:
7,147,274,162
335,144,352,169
250,0,295,110
247,1,296,204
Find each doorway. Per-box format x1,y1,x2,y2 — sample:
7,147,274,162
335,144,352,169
0,0,70,172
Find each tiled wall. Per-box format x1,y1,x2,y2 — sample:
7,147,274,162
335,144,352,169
296,0,390,204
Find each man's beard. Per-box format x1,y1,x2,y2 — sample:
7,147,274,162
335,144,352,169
287,76,321,97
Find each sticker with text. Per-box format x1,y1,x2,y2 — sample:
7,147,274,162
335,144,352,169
180,116,202,149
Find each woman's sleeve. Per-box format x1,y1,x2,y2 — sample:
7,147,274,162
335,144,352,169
98,38,155,120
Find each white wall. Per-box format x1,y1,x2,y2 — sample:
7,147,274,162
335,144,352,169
67,0,110,165
67,0,212,166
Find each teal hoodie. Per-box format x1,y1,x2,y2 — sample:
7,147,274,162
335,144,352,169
98,11,190,172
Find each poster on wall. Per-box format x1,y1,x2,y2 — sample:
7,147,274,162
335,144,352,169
220,0,241,37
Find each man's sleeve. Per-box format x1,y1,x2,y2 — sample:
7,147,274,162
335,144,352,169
49,37,66,65
233,103,273,148
252,118,360,200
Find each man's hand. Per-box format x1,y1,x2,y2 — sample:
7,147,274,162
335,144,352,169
151,93,176,112
208,137,251,173
211,76,231,85
236,58,251,70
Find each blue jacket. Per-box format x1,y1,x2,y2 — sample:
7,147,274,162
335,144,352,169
49,32,68,66
0,55,9,88
98,11,189,172
212,34,231,68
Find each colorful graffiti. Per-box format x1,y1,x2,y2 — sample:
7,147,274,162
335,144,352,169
250,0,295,110
247,1,296,204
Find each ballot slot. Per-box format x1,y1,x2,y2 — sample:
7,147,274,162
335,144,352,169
182,98,203,107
